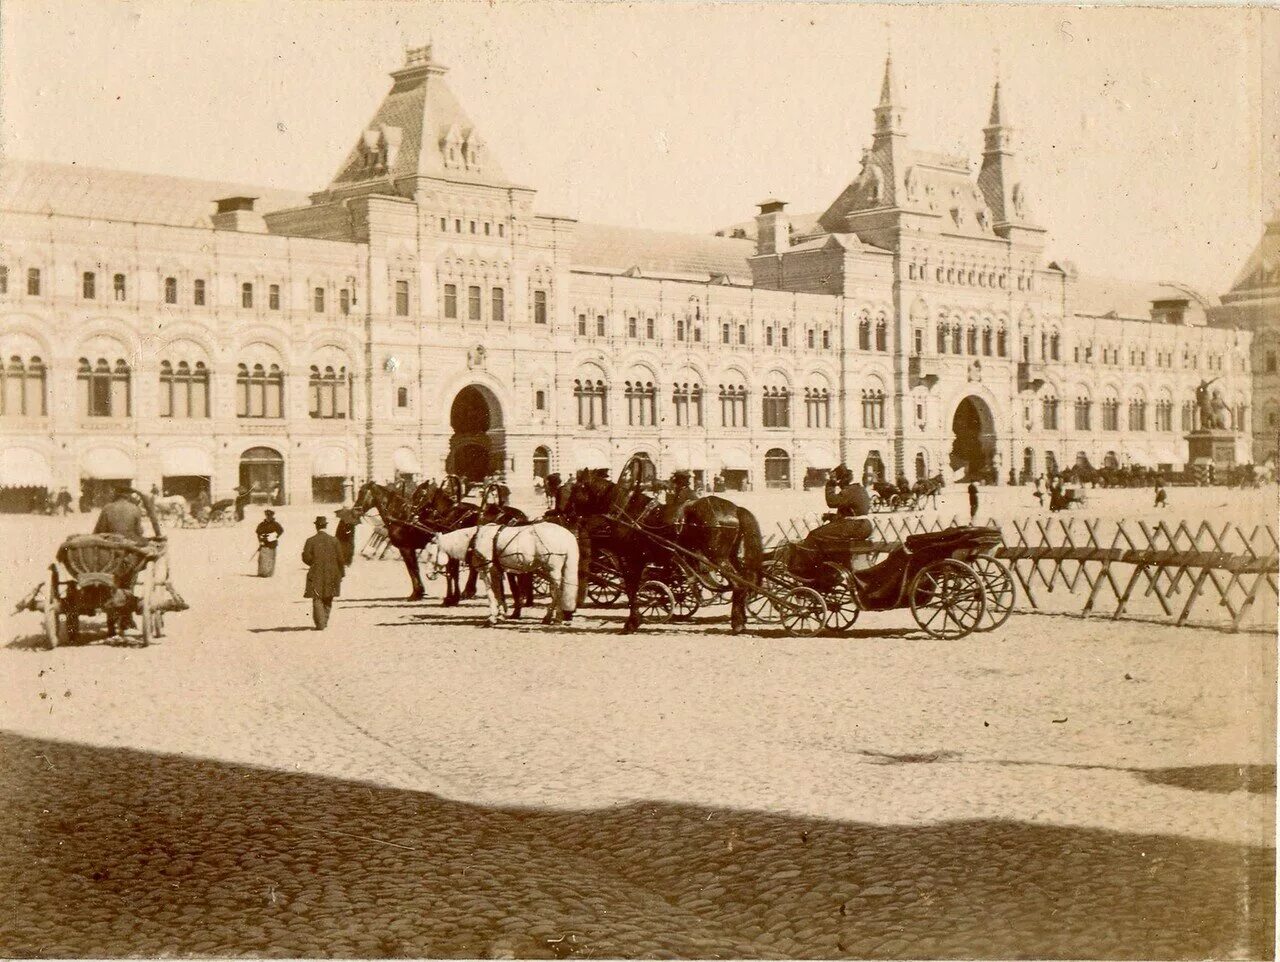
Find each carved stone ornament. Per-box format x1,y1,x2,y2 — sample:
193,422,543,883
467,344,487,370
968,360,982,382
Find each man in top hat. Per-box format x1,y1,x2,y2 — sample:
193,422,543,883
302,515,345,630
255,509,283,577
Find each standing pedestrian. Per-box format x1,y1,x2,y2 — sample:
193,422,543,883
334,508,356,567
967,481,979,521
255,509,283,577
1032,475,1044,508
1153,479,1168,509
234,483,252,522
302,515,344,630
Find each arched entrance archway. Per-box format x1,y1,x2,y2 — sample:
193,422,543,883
448,385,504,483
951,396,997,482
240,446,284,503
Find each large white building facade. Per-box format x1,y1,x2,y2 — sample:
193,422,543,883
0,47,1255,506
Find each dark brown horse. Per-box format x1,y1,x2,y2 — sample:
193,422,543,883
352,482,433,600
557,468,763,633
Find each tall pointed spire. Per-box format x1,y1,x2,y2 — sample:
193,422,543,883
873,52,905,140
988,79,1004,126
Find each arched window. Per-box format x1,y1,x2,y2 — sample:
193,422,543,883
863,450,886,483
1181,400,1196,432
952,326,962,354
966,326,978,355
1041,394,1059,430
672,382,704,427
861,388,886,429
937,323,949,354
1127,397,1147,432
309,365,351,420
1074,397,1092,431
719,383,747,428
164,276,177,304
574,378,608,428
914,452,927,480
532,445,551,480
625,380,657,426
1102,397,1120,431
112,273,127,301
762,385,791,428
765,325,773,347
981,327,993,356
159,359,209,419
1049,333,1061,361
996,326,1008,357
858,316,871,351
804,386,831,428
874,317,888,351
1155,399,1173,432
1,355,46,417
237,362,284,419
78,357,130,417
764,448,791,489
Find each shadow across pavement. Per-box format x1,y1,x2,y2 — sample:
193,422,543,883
0,731,1271,959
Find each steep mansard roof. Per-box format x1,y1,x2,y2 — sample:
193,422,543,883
0,158,310,227
1226,217,1280,296
326,46,516,193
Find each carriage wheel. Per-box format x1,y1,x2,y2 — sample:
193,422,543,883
971,556,1015,631
869,493,884,513
820,563,860,632
746,563,786,623
636,580,674,625
670,579,702,621
586,558,624,606
779,586,827,637
908,559,986,640
531,571,553,600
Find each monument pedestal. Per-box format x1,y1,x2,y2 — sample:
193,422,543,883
1185,430,1238,483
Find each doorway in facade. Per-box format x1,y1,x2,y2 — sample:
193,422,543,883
239,447,284,503
448,385,504,483
163,475,210,502
951,396,997,482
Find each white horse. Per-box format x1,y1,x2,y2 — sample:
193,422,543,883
152,494,189,526
423,523,579,626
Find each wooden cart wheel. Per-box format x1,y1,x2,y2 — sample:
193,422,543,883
636,580,674,625
140,580,154,647
44,597,61,650
779,586,827,637
820,563,860,632
670,579,702,621
908,559,986,640
971,556,1015,631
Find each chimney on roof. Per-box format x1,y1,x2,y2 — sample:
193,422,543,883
755,199,789,256
212,196,267,233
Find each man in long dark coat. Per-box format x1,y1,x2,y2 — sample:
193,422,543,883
302,516,344,630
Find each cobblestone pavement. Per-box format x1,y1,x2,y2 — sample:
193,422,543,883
0,505,1275,958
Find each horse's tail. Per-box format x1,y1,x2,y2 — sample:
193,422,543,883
560,532,580,614
733,505,764,586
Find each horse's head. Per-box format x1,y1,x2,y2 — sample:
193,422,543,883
352,481,380,518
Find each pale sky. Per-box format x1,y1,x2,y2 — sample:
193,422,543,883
2,1,1276,295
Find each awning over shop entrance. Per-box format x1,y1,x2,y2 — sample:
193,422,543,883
161,445,213,477
80,447,135,480
573,447,610,471
803,444,838,468
718,449,751,471
392,447,421,475
312,447,349,477
0,447,53,487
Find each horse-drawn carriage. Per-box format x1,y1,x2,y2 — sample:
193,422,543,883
759,520,1014,638
867,474,944,513
15,493,188,647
